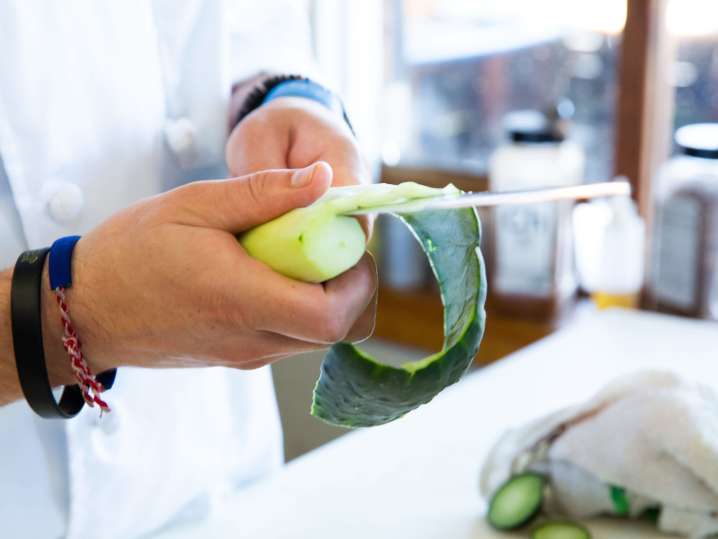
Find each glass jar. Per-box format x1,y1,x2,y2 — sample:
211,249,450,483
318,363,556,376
651,123,718,319
488,108,585,319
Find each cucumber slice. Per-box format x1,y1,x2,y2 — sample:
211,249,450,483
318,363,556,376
488,473,545,530
531,520,591,539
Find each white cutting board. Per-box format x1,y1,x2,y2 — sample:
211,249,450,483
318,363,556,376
154,309,717,538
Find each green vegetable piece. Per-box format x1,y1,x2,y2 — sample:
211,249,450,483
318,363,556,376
239,182,458,284
609,485,630,516
487,473,546,530
239,205,366,283
312,206,486,427
531,520,591,539
240,181,485,427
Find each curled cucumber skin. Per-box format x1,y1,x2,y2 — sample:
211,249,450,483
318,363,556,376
240,182,486,428
312,205,486,427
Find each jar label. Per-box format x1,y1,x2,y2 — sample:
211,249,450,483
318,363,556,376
654,195,701,309
494,203,557,296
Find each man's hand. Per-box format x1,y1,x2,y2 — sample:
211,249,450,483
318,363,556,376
226,96,370,215
225,94,377,341
35,162,377,390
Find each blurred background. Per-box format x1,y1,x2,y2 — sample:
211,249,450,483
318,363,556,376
272,0,718,460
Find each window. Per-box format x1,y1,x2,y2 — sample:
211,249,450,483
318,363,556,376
382,0,627,180
668,0,718,131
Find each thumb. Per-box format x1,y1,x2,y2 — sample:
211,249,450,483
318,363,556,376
169,161,333,231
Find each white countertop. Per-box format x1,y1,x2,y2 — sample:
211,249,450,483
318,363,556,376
155,309,718,539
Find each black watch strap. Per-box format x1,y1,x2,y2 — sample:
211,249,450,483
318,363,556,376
11,248,85,418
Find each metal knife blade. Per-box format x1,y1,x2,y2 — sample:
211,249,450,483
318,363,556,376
347,180,631,215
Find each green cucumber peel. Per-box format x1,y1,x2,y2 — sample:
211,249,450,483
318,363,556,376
240,182,486,428
312,203,486,427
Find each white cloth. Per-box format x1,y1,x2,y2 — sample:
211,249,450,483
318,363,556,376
0,1,314,538
480,371,718,538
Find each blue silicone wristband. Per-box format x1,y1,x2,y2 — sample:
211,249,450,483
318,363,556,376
262,79,354,134
263,79,340,112
49,235,81,290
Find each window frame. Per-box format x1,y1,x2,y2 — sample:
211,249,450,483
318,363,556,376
614,0,674,222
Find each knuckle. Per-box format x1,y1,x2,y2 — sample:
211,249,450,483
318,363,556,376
316,306,351,343
244,172,267,208
318,320,347,343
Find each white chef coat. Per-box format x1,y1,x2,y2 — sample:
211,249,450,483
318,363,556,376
0,2,315,538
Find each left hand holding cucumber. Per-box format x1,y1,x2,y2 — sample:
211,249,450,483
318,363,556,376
58,162,377,377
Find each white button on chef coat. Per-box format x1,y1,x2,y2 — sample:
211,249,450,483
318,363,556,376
43,181,85,224
0,1,316,538
164,118,199,168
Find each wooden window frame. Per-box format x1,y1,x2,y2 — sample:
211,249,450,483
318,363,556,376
614,0,674,223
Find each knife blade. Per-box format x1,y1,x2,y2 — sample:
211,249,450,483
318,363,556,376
346,180,632,215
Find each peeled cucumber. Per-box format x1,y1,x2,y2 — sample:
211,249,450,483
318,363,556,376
239,182,458,283
240,206,366,283
239,181,486,427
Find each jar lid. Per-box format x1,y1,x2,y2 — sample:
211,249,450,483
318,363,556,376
675,123,718,159
505,101,573,144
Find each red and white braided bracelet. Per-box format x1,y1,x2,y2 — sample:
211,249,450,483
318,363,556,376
52,286,110,413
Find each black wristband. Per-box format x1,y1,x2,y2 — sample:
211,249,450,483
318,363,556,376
232,74,355,135
11,248,85,418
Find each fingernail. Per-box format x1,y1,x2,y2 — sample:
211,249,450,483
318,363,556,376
291,164,317,187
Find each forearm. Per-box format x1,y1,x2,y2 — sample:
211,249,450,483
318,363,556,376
0,265,74,407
